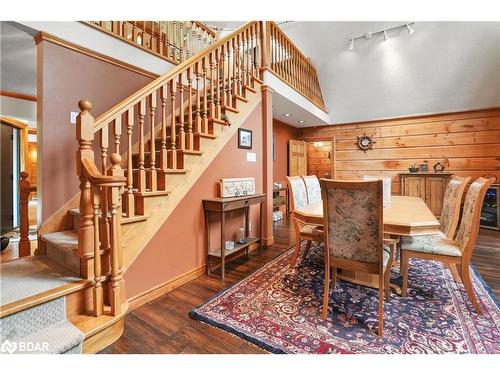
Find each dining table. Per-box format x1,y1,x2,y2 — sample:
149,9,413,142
293,195,441,289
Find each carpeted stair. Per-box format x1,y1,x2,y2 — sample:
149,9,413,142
0,257,84,354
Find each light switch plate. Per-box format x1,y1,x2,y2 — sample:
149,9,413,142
246,152,256,162
70,112,78,124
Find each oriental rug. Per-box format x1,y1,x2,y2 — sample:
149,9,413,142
190,243,500,354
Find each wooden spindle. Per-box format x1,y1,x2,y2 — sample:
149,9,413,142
76,100,95,259
92,184,103,317
220,45,227,108
194,62,202,135
108,153,124,316
113,117,121,154
99,125,110,253
177,74,186,150
168,80,177,169
215,48,222,118
225,42,232,106
125,107,135,217
235,34,242,97
209,52,216,119
201,57,208,134
137,99,147,191
160,85,168,170
187,66,194,148
19,172,31,257
148,91,157,191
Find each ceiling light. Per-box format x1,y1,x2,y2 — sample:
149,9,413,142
383,30,388,41
298,120,305,124
314,142,323,147
348,22,415,49
348,39,354,50
283,113,291,117
406,24,414,35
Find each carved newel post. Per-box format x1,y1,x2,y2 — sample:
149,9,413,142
76,100,95,260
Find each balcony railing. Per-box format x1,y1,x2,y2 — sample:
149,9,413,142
264,22,326,111
85,21,217,64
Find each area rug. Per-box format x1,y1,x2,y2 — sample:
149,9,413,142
189,243,500,354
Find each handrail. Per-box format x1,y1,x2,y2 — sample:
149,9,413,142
81,157,127,186
93,21,257,132
265,22,326,111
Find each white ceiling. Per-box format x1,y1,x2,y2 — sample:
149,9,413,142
0,22,37,96
211,21,500,126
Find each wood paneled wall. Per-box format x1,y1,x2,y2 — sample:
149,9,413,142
299,108,500,194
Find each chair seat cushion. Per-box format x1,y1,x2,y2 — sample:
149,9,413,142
401,232,462,257
300,224,320,236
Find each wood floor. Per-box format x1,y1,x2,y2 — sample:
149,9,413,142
100,218,499,354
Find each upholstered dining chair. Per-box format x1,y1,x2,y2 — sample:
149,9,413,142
320,179,393,336
302,175,322,205
286,176,323,268
401,177,495,314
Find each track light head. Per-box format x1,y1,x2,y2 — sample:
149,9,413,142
406,24,415,35
383,30,388,41
348,39,354,50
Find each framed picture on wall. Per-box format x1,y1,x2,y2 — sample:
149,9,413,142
238,128,252,149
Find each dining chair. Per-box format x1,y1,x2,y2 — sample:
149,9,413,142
286,176,323,268
320,179,393,336
401,177,495,313
301,175,322,205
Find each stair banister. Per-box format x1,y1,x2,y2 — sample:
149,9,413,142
19,171,36,257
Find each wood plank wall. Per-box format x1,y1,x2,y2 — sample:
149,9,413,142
299,108,500,194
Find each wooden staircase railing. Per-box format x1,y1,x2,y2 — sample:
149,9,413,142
85,21,217,65
19,171,37,257
76,21,263,316
264,22,326,111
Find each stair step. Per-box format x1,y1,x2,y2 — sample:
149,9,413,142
133,189,173,198
221,105,239,114
0,256,87,318
243,84,256,94
42,230,78,254
121,215,149,224
42,231,80,274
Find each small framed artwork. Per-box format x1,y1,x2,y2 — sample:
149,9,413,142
238,128,252,149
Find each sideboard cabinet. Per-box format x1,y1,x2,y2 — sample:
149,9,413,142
399,173,453,218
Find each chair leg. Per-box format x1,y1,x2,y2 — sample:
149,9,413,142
289,237,302,268
378,275,384,336
384,267,390,301
461,262,482,314
322,261,330,320
303,240,312,260
401,250,409,298
331,266,337,290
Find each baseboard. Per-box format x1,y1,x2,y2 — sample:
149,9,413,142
127,265,206,311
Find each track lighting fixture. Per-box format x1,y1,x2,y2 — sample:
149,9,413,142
347,22,415,50
406,23,415,35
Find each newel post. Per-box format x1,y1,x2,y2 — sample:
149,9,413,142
108,153,125,315
259,21,270,79
76,100,95,260
19,172,31,257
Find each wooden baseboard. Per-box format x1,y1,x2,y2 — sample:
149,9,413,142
127,265,206,311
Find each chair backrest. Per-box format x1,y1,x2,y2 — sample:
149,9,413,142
301,175,321,205
320,179,384,268
454,177,495,258
439,176,471,239
286,176,309,211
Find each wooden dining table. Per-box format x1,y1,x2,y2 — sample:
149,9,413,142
293,195,441,289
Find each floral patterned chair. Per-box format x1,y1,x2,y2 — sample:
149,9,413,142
302,175,322,205
401,177,495,313
286,176,323,268
320,179,393,336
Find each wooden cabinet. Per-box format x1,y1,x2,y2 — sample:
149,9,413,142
399,173,453,218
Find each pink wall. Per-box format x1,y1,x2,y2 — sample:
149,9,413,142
273,119,299,184
37,39,153,222
125,103,264,299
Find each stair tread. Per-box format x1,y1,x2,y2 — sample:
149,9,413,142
131,168,188,174
133,149,203,156
70,302,128,337
0,256,87,318
14,320,84,354
42,230,78,252
221,105,239,113
134,189,173,197
122,215,149,224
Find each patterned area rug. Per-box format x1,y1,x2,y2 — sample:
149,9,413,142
190,243,500,354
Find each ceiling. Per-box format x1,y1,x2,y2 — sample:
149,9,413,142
210,21,500,126
0,22,37,97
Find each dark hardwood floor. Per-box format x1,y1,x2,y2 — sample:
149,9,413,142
100,218,499,354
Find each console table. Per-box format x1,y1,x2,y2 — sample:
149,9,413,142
202,194,266,280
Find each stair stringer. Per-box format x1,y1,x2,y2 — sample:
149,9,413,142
120,83,262,271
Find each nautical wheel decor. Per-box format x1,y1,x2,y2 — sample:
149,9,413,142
356,134,376,152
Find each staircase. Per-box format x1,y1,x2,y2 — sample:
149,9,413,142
1,21,265,353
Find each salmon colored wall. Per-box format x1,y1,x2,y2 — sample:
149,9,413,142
37,40,153,222
125,103,264,299
273,119,299,184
